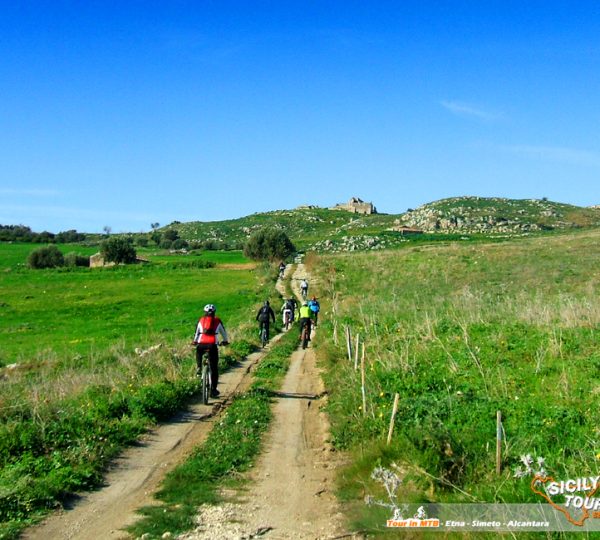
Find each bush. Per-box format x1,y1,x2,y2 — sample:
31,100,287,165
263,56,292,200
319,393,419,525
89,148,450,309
243,228,296,262
101,237,137,264
164,229,179,242
151,231,162,245
28,246,64,269
136,237,149,247
64,252,90,267
172,239,189,250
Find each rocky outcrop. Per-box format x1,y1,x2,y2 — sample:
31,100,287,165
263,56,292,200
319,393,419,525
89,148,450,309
396,197,581,234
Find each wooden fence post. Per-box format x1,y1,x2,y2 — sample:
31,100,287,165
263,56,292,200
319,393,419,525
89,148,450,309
496,410,502,475
345,326,353,362
360,348,367,416
387,393,400,444
354,334,360,370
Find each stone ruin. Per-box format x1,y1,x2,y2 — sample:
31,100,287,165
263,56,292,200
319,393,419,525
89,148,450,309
332,197,377,215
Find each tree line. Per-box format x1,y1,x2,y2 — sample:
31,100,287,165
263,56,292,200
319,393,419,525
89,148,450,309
0,225,86,243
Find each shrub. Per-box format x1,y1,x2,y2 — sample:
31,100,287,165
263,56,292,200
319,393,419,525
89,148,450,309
151,231,162,245
27,246,64,269
243,228,296,262
101,237,137,264
160,239,173,250
172,239,189,250
136,237,149,247
64,252,90,267
164,229,179,242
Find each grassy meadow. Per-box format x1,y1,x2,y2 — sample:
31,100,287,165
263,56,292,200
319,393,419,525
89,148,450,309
0,243,275,538
310,229,599,533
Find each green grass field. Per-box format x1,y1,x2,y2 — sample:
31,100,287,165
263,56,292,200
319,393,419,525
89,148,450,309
0,244,256,366
0,242,276,538
310,229,600,534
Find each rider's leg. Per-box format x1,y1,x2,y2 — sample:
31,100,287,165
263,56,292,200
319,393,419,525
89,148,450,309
195,345,206,375
208,344,219,394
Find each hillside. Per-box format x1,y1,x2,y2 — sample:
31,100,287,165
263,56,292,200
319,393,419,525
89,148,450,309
168,207,399,251
396,196,600,234
165,197,600,253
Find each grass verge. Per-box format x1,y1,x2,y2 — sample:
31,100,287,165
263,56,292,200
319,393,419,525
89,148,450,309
310,231,600,537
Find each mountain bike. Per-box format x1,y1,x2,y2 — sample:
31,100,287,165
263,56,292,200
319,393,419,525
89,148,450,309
283,308,293,330
195,347,212,405
300,320,311,349
260,325,269,348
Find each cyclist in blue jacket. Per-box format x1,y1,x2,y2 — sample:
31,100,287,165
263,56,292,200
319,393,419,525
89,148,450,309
308,296,320,326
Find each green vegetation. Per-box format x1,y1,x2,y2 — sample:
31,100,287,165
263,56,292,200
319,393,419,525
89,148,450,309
0,242,278,538
0,225,86,244
243,227,296,261
101,236,137,264
27,245,65,269
128,329,299,539
157,198,600,254
311,229,600,534
0,244,258,366
167,206,399,251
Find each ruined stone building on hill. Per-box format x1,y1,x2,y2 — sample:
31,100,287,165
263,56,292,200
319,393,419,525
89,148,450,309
332,197,377,215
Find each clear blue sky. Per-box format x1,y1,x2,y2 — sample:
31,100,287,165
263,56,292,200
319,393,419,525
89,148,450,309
1,1,599,233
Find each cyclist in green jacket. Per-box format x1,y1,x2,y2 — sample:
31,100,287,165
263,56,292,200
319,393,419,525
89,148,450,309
298,301,313,341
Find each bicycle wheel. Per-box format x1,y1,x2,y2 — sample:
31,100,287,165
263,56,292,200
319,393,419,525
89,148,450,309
302,327,309,349
261,328,268,347
201,361,210,404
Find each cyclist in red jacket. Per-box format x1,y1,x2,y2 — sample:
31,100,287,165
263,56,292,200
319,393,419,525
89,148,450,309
192,304,229,397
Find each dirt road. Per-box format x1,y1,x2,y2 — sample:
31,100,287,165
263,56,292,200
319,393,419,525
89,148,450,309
24,263,350,539
23,346,280,540
180,263,350,540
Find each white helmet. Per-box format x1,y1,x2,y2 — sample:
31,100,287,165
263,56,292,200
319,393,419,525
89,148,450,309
204,304,216,314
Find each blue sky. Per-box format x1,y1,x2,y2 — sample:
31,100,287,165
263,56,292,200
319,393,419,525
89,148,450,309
1,1,599,233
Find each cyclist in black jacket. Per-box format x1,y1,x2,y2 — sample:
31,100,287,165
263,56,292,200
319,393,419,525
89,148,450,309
256,300,276,340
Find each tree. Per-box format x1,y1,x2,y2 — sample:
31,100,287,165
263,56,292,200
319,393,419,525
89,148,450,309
243,228,296,262
28,245,65,269
164,229,179,242
56,229,86,243
101,237,137,264
172,238,189,250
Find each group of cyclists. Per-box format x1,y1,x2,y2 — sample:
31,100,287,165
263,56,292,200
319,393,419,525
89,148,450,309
256,290,320,344
192,268,320,398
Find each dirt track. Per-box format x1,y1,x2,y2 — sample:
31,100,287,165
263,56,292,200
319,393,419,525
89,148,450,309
24,263,350,539
180,345,346,540
22,344,273,540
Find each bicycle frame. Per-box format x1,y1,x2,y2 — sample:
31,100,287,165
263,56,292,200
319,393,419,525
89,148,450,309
195,347,212,404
